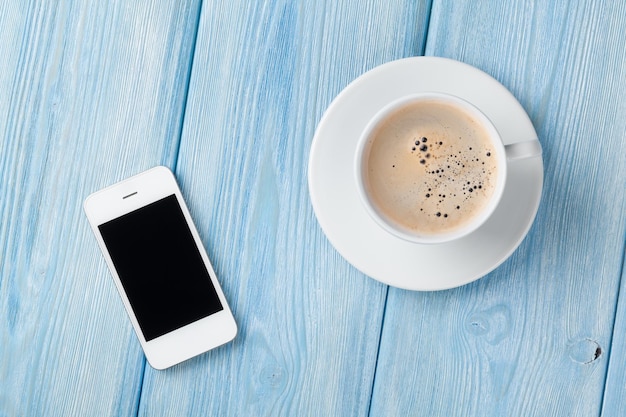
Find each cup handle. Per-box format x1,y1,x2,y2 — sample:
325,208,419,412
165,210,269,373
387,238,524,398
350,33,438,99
505,140,542,161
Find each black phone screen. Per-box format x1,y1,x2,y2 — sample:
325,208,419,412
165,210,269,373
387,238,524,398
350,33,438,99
98,194,223,341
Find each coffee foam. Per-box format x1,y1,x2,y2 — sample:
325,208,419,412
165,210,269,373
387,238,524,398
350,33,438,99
365,100,500,235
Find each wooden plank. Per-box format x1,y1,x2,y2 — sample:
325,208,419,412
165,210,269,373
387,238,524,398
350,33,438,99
602,251,626,417
134,1,432,416
0,1,200,415
370,1,626,416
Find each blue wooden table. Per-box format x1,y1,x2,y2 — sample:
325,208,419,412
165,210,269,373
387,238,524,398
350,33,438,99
1,1,625,416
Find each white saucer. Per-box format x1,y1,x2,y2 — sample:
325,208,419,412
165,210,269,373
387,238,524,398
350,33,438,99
308,57,543,291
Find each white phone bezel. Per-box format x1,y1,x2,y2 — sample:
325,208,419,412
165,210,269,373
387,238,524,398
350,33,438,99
84,166,237,370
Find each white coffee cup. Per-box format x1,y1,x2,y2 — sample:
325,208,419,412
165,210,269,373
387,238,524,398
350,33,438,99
355,92,540,244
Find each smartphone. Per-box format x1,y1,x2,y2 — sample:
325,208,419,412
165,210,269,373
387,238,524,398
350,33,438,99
84,166,237,369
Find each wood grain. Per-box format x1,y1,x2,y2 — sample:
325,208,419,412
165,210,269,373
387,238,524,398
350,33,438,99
3,1,626,416
601,255,626,417
0,1,201,415
370,0,626,416
603,251,626,416
134,1,431,416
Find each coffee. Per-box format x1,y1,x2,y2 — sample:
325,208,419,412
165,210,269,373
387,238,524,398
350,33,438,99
363,99,500,236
